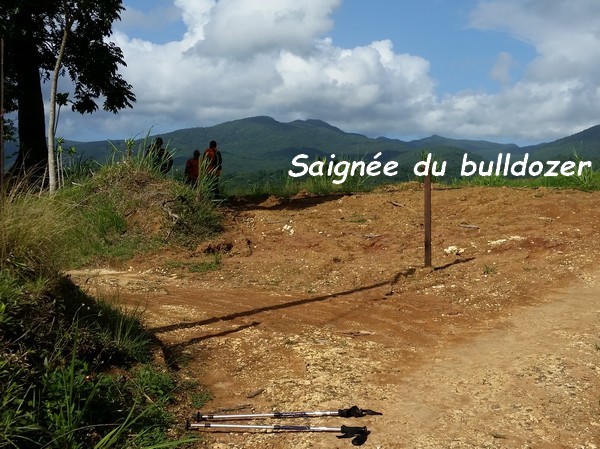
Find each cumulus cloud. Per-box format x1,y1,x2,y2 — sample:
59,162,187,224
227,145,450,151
465,0,600,139
190,0,340,57
470,0,600,81
56,0,600,144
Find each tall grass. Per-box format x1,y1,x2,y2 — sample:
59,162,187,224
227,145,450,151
0,184,80,280
451,174,599,190
1,146,211,448
449,152,599,191
53,137,223,262
570,148,596,190
1,254,195,448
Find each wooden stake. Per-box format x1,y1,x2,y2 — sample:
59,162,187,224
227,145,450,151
424,173,432,267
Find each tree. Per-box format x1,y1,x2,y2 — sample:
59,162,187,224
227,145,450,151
47,9,73,192
1,0,135,182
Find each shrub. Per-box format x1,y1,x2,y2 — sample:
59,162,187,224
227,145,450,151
0,164,203,448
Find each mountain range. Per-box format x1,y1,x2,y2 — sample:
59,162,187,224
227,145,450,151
5,116,599,181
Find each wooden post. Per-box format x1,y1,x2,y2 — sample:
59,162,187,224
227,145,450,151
424,172,432,267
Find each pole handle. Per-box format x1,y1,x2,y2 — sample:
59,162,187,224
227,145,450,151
338,406,382,418
337,425,370,446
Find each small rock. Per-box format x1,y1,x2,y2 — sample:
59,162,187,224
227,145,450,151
444,245,464,255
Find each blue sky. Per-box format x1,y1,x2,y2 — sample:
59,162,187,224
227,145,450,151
53,0,600,145
329,1,535,94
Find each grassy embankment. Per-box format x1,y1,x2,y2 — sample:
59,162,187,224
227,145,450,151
1,145,221,448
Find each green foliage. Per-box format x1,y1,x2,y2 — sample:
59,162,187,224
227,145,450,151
70,193,151,265
483,264,496,275
190,391,213,410
2,1,136,114
0,361,40,449
51,139,221,263
1,118,17,143
225,154,376,198
0,276,194,448
165,183,223,246
77,296,152,366
449,153,599,191
86,196,127,239
131,366,176,400
223,171,297,198
0,155,212,449
3,1,136,174
0,185,80,279
190,254,222,273
40,346,98,449
570,148,596,191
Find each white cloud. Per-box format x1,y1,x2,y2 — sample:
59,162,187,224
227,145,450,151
469,0,600,84
57,0,600,145
190,0,341,57
464,0,600,139
173,0,214,50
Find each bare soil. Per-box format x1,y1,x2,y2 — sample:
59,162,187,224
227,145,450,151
69,185,600,449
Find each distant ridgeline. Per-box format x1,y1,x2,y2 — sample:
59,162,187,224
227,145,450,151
5,116,598,183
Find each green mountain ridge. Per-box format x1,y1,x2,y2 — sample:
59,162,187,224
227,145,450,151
522,124,600,161
4,116,599,178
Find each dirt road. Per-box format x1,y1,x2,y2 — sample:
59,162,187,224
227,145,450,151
70,185,600,448
380,278,600,448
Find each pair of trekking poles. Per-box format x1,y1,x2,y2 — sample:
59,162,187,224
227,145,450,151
185,405,382,446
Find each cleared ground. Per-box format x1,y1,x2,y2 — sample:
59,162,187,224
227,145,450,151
70,185,600,448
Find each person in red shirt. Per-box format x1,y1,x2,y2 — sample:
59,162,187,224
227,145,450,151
184,149,201,187
202,140,222,196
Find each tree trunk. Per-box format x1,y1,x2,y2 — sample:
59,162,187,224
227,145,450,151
48,22,71,193
1,37,5,195
10,37,47,180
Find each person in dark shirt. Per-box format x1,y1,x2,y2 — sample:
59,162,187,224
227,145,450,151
146,137,173,174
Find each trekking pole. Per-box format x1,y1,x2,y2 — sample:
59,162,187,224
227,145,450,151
185,420,371,446
194,405,382,421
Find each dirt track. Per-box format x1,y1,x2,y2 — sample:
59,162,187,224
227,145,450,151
70,185,600,448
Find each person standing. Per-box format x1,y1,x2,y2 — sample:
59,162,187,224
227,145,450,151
202,140,222,196
146,137,173,174
184,149,201,187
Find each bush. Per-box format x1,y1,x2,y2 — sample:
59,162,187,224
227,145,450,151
0,161,208,448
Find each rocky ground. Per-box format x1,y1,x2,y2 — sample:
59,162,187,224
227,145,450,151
69,185,600,448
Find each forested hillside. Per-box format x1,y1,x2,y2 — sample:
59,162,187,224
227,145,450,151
4,117,598,183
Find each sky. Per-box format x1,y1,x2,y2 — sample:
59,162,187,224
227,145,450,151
50,0,600,145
